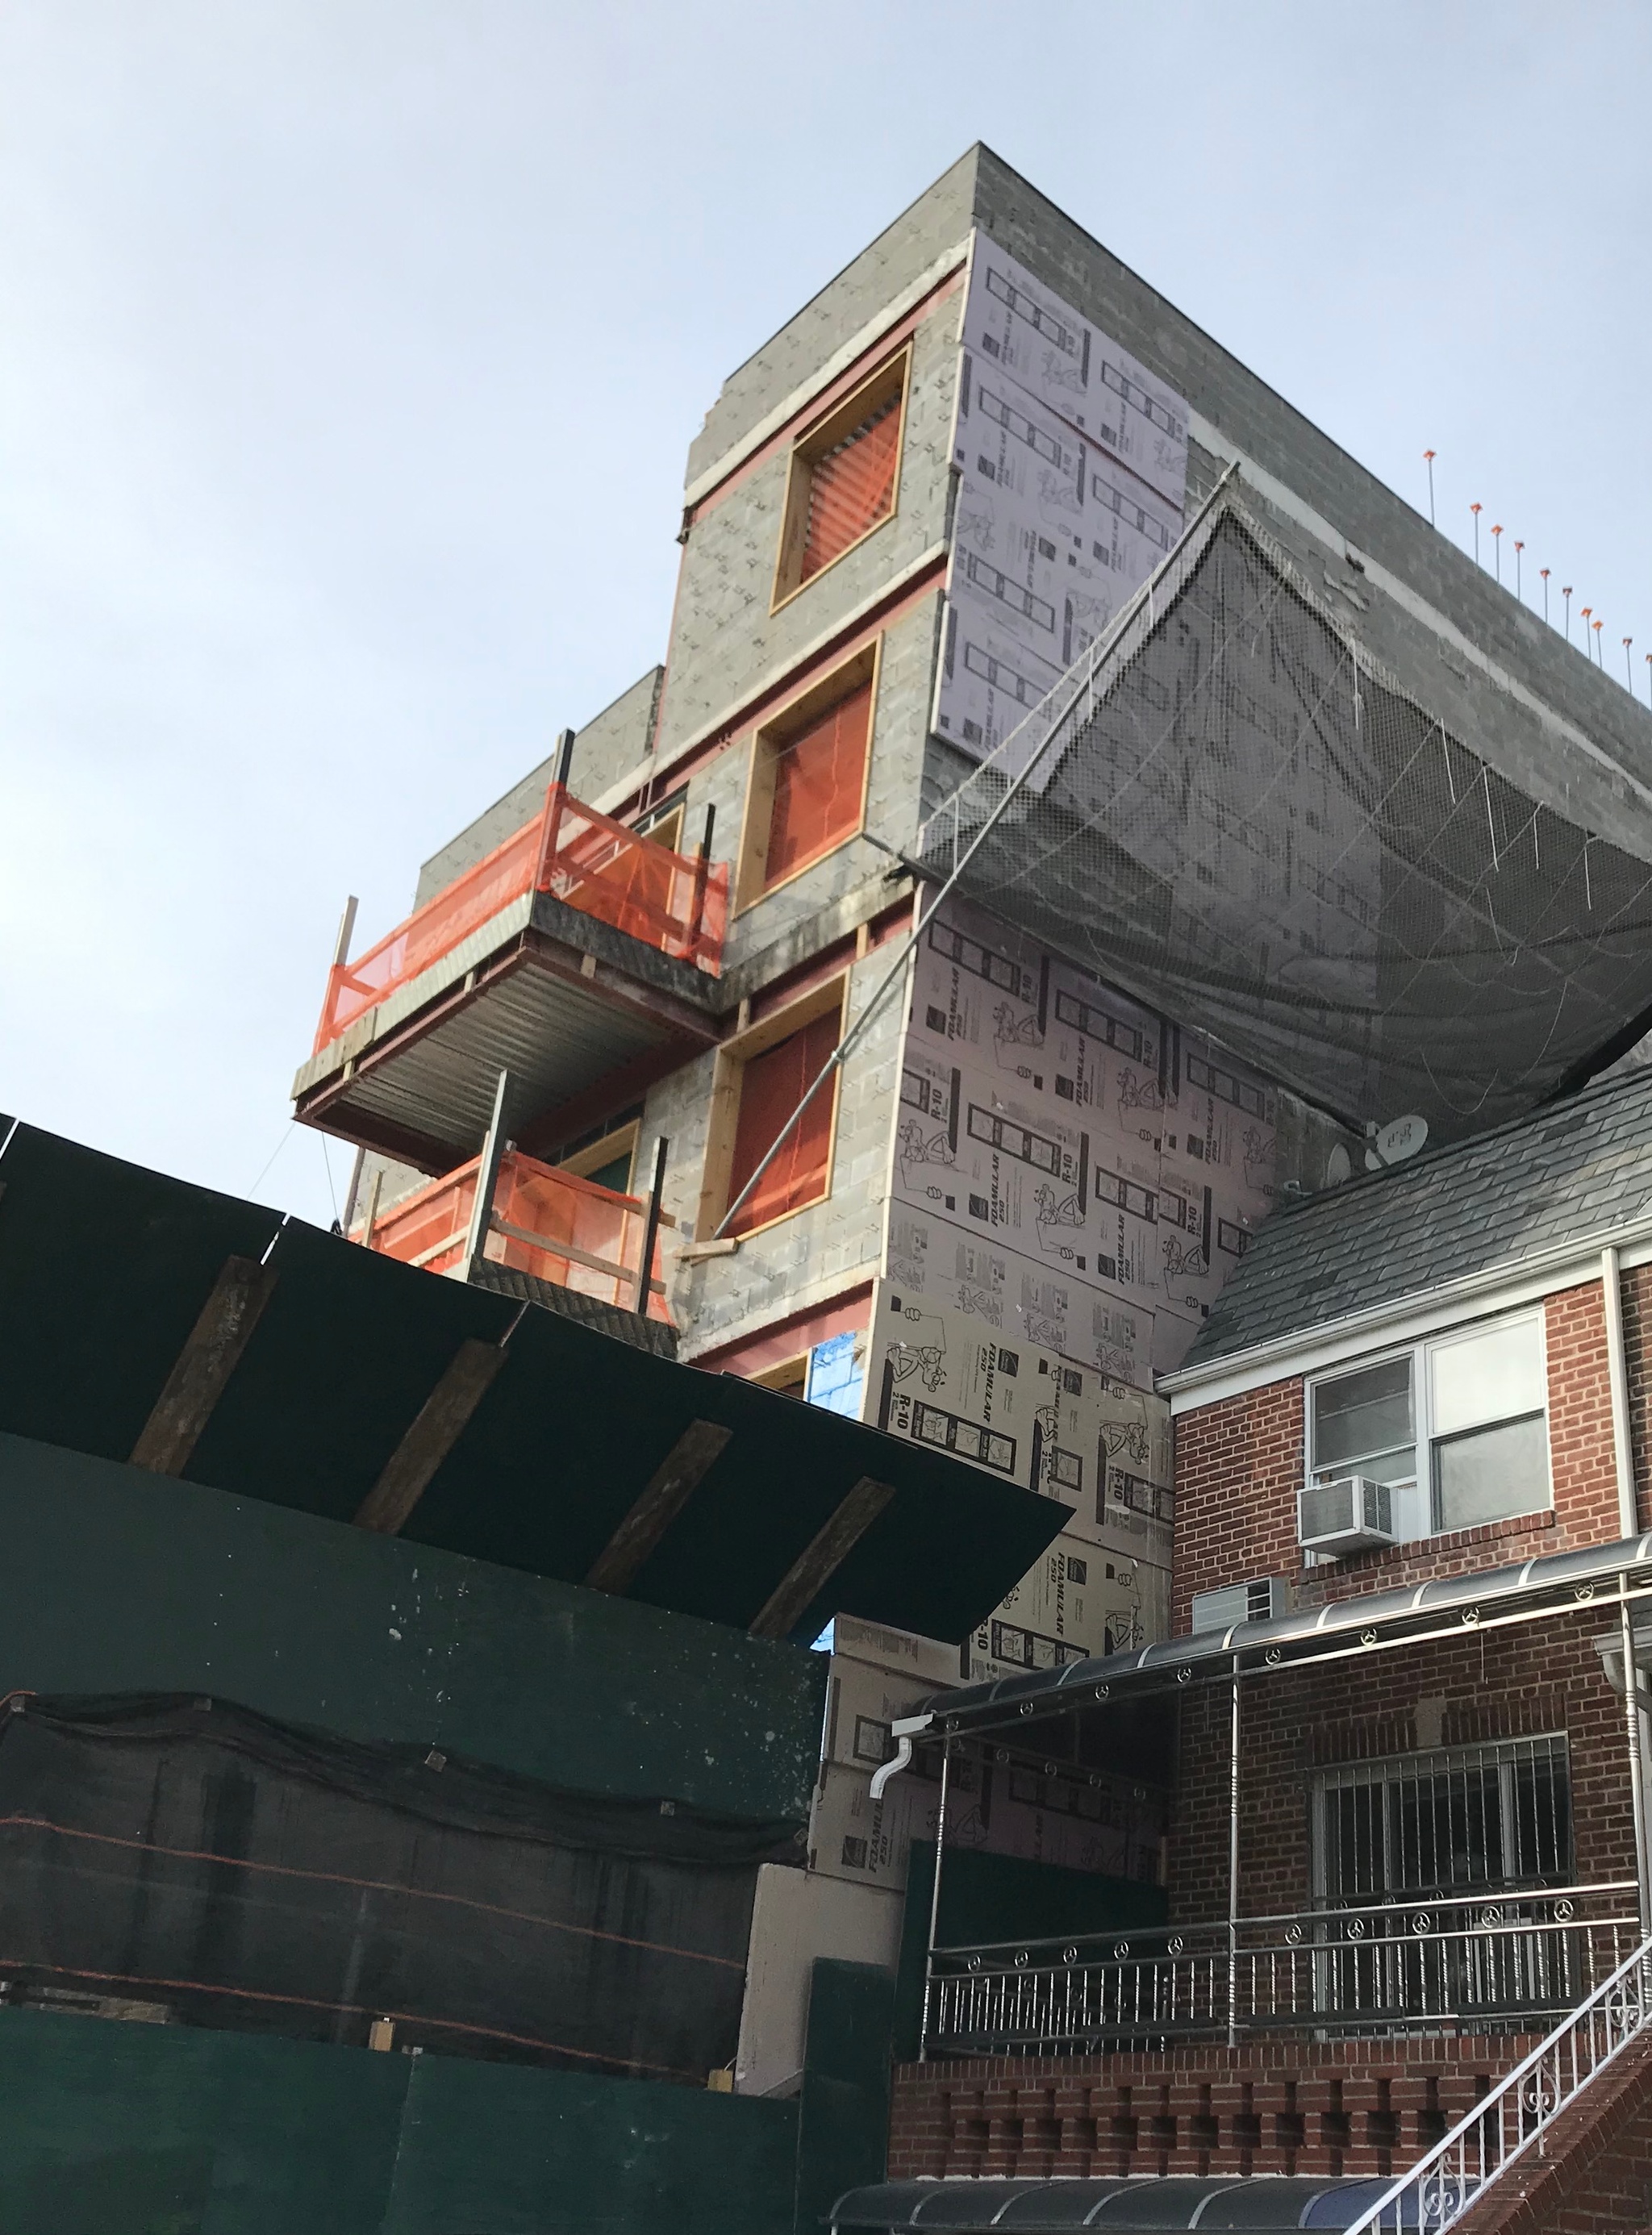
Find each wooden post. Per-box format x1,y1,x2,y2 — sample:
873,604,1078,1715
687,803,715,959
360,1167,384,1249
632,1135,669,1316
463,1070,512,1280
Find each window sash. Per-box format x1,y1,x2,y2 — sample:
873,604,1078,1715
1304,1311,1550,1541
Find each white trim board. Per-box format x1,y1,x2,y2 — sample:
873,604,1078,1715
683,243,970,512
1160,1211,1652,1416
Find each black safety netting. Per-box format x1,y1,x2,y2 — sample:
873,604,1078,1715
0,1695,802,2083
919,493,1652,1143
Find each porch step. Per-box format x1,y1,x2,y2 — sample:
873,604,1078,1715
890,2039,1541,2183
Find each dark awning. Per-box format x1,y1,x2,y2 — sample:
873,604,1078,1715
0,1120,1066,1643
917,1529,1652,1731
829,2175,1424,2230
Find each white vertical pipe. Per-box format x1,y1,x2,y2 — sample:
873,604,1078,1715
1602,1245,1639,1540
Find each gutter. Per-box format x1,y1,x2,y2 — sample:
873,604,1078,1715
1158,1205,1652,1414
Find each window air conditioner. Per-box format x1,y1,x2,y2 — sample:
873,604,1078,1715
1189,1577,1287,1634
1298,1475,1396,1555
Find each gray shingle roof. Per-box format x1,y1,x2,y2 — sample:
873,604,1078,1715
1178,1062,1652,1372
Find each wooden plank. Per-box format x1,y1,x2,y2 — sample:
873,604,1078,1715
584,1419,732,1595
353,1338,508,1537
129,1256,279,1475
747,1475,896,1641
487,1213,662,1294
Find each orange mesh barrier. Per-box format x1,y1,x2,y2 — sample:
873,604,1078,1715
314,786,727,1053
360,1149,670,1323
313,819,542,1053
802,402,900,581
536,787,728,974
725,1009,840,1237
766,678,873,888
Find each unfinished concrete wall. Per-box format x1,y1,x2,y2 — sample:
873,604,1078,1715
657,290,961,765
654,940,903,1360
686,152,977,494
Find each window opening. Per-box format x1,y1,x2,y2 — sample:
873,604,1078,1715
773,350,909,607
724,1005,842,1237
1306,1311,1549,1543
766,679,873,890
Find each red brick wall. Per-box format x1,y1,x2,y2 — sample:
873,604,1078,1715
1164,1274,1649,1925
1171,1274,1644,1640
891,2036,1531,2182
1168,1624,1640,1922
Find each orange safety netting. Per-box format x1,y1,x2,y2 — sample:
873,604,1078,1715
725,1009,840,1237
537,788,728,974
313,786,727,1053
766,677,873,888
361,1148,671,1323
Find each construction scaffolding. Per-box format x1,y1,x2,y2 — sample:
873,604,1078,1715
916,482,1652,1142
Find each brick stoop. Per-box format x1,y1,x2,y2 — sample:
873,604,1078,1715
890,2041,1541,2184
1449,2031,1652,2235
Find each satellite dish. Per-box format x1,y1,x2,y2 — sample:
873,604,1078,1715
1325,1143,1353,1188
1365,1114,1429,1170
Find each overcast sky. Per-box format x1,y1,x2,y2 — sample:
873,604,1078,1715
4,1,1649,1227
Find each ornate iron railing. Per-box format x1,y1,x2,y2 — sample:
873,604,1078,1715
927,1881,1641,2055
1343,1933,1652,2233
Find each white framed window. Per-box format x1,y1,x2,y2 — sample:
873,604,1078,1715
1305,1309,1550,1542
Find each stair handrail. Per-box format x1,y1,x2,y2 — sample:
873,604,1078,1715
1343,1932,1652,2234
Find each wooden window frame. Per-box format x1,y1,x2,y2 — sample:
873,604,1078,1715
632,793,687,856
560,1119,640,1195
749,1354,811,1399
698,974,848,1245
732,639,882,915
770,346,912,614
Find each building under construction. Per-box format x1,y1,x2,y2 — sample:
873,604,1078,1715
10,145,1652,2233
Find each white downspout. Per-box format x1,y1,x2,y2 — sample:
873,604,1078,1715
1602,1244,1652,1933
1603,1245,1640,1541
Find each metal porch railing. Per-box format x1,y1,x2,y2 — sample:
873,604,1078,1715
927,1881,1642,2056
1344,1932,1652,2233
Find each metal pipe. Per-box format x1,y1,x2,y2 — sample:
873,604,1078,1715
463,1070,512,1279
1604,1245,1639,1538
870,1712,932,1803
917,1738,953,2062
1227,1656,1241,2048
711,463,1243,1241
1621,1578,1652,1943
632,1135,669,1316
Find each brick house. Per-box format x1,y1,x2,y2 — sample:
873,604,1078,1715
858,1064,1652,2232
